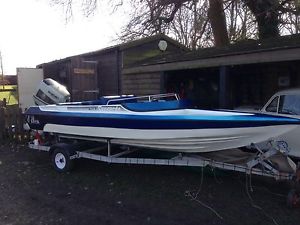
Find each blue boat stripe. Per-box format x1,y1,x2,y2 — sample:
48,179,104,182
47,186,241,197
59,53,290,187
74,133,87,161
27,106,300,121
25,107,300,130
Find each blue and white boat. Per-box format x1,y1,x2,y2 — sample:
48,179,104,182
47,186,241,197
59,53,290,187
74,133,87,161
25,94,300,153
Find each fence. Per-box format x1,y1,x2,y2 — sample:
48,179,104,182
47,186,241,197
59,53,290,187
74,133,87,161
0,86,18,105
0,101,28,143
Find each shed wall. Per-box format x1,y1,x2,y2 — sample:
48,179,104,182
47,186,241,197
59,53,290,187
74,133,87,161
70,57,98,101
122,72,161,95
85,50,119,96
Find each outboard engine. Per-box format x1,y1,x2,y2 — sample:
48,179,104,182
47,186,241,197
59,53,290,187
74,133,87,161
33,78,70,105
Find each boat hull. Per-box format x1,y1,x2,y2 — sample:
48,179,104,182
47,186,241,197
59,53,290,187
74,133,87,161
44,124,297,152
25,104,300,153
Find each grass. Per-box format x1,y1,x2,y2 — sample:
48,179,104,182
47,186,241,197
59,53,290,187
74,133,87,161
0,85,18,105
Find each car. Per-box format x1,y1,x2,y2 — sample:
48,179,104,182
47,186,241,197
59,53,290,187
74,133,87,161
259,88,300,158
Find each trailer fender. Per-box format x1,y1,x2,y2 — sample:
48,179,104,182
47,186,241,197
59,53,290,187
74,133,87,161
49,143,77,158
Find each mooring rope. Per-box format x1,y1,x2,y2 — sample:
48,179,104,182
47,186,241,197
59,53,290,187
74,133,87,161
245,173,279,225
185,167,223,220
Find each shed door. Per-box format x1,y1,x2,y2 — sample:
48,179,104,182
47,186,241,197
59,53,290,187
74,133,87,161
71,58,98,101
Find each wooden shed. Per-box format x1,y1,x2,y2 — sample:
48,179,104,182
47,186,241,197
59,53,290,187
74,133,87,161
0,75,17,85
37,34,188,101
123,34,300,109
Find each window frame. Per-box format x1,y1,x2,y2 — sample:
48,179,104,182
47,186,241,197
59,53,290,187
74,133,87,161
265,96,280,113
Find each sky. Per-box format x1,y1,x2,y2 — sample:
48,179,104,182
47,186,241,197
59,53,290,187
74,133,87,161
0,0,129,75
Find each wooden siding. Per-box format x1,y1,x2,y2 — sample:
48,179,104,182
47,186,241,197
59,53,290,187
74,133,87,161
42,61,70,89
70,57,98,101
42,51,121,99
38,35,187,100
85,50,119,96
122,72,161,95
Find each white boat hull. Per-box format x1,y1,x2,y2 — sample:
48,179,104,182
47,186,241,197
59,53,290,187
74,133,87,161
44,124,298,152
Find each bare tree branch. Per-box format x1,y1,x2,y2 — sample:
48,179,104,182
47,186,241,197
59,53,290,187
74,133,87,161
50,0,300,47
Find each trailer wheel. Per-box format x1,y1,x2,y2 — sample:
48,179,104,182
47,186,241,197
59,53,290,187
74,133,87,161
51,148,75,172
287,189,300,208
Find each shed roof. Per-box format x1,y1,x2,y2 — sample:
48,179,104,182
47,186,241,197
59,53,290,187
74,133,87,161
37,34,189,67
0,75,17,85
123,34,300,74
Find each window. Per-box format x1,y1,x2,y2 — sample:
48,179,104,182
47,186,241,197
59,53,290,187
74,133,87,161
278,95,300,115
265,96,279,113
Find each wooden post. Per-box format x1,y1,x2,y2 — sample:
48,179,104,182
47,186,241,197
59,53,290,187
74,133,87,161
5,106,11,140
219,66,232,109
17,108,24,143
13,106,18,142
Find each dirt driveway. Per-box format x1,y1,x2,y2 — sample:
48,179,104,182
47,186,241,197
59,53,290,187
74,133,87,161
0,143,299,225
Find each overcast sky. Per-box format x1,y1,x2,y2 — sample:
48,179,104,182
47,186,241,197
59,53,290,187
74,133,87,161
0,0,128,75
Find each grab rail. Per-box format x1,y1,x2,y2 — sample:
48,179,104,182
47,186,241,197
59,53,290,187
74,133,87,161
106,93,179,105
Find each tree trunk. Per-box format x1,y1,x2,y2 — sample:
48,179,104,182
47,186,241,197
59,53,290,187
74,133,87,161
208,0,229,47
243,0,280,39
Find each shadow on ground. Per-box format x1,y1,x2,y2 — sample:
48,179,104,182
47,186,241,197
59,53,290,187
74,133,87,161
0,143,299,225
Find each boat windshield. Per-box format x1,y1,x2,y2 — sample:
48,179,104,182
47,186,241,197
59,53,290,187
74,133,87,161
58,93,180,107
106,93,179,105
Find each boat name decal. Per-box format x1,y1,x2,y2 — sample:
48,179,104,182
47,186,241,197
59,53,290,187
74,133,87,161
99,106,124,111
67,106,98,110
27,116,40,125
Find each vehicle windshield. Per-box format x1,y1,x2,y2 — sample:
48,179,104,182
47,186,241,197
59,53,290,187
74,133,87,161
278,95,300,115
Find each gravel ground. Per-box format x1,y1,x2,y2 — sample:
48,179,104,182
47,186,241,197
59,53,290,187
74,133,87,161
0,143,299,225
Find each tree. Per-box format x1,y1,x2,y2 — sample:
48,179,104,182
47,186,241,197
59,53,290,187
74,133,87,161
242,0,280,39
208,0,229,46
118,0,230,46
225,0,257,41
119,0,212,48
280,0,300,34
50,0,300,47
169,0,212,48
50,0,99,21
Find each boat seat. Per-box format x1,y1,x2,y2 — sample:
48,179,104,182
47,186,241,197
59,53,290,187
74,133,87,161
122,100,191,112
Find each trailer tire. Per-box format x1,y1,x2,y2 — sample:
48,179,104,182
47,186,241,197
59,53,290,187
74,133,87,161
51,148,75,172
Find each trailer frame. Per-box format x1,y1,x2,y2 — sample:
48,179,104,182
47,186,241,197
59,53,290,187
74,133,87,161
28,137,295,180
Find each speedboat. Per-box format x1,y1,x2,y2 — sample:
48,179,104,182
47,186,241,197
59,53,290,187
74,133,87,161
25,94,300,153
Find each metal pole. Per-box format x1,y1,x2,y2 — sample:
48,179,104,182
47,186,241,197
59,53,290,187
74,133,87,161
0,51,4,90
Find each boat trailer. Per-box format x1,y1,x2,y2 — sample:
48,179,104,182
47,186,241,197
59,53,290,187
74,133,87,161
28,135,300,208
